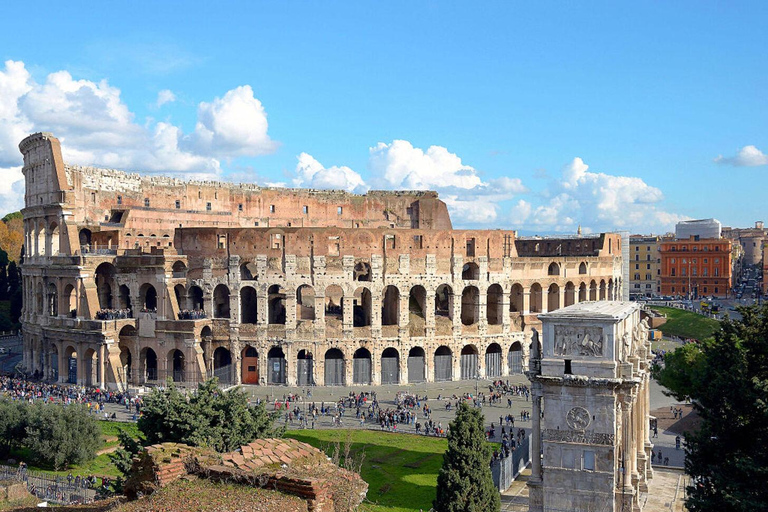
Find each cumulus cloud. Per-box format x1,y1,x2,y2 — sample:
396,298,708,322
367,140,527,226
156,89,176,107
714,145,768,167
0,166,24,216
0,59,277,187
511,157,686,233
292,153,368,193
191,85,277,158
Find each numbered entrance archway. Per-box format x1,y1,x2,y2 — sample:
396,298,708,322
407,347,425,383
241,346,259,384
460,345,479,380
434,346,453,382
380,347,400,385
353,348,372,385
485,343,502,378
297,350,314,386
508,342,522,374
267,347,287,385
325,348,345,386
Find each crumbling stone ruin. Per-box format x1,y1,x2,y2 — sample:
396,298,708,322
19,132,624,389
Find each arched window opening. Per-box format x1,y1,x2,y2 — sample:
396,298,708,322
382,286,400,326
462,262,480,280
486,284,504,325
461,286,479,325
529,283,542,313
354,261,371,281
353,287,371,327
268,285,286,324
240,287,257,324
297,285,316,321
213,284,230,318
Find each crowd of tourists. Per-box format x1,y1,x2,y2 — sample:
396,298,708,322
178,309,206,320
95,309,132,320
0,376,141,414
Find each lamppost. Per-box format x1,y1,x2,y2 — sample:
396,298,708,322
475,363,480,399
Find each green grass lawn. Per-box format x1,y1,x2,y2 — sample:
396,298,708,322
649,306,720,341
286,429,447,512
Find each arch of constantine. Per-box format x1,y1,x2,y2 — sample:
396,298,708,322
18,132,625,390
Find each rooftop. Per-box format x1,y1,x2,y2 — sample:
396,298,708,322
538,301,639,321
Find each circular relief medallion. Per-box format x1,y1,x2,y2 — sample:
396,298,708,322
566,406,591,430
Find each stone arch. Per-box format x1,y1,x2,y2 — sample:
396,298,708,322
579,261,588,275
297,349,314,386
172,261,187,278
268,285,287,324
119,284,132,311
213,284,231,318
79,228,92,252
435,284,453,320
548,262,560,276
240,286,258,324
241,346,259,384
487,284,504,325
353,347,372,385
434,345,453,382
82,347,97,387
354,261,371,281
510,283,524,312
325,285,344,325
382,285,400,326
530,283,542,313
460,344,479,380
297,285,316,321
508,341,523,374
213,347,232,384
267,346,287,384
168,349,185,382
599,279,607,300
579,282,587,302
62,283,76,317
461,286,479,325
408,285,426,335
462,262,480,280
608,278,614,300
324,348,345,386
589,280,597,301
548,283,560,311
139,283,158,311
188,285,204,311
407,346,426,383
140,347,158,382
36,282,43,315
47,221,60,256
353,287,372,327
485,343,502,378
95,262,117,310
174,284,186,310
565,282,576,307
118,328,134,384
381,347,400,385
47,282,58,316
64,345,78,384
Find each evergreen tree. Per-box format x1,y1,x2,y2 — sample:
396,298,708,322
654,304,768,511
24,403,101,470
434,402,500,512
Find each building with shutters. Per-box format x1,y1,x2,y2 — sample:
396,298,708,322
18,133,624,389
628,235,661,297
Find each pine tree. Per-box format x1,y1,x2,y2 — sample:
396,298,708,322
433,401,500,512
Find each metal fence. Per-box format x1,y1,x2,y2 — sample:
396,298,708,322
491,435,531,492
0,464,105,505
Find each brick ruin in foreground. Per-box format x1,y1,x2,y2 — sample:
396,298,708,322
19,132,625,389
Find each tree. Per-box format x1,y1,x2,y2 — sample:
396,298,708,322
653,304,768,511
433,402,500,512
109,428,144,492
0,400,28,455
24,403,101,469
138,378,281,452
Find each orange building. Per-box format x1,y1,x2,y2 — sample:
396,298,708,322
659,237,732,298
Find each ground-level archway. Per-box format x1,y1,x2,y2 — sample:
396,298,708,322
485,343,502,378
241,346,259,384
324,348,345,386
381,347,399,385
508,342,523,374
353,348,372,385
141,347,158,382
408,347,425,383
434,346,452,382
213,346,232,385
460,345,479,380
267,346,287,384
297,350,313,386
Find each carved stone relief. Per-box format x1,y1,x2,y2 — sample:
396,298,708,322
553,325,604,357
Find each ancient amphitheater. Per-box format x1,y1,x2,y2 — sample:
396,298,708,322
19,133,625,389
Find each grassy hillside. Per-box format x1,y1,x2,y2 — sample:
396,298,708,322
649,306,720,341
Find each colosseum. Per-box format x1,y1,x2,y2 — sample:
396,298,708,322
19,132,625,389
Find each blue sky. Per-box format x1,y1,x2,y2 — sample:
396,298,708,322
1,2,766,233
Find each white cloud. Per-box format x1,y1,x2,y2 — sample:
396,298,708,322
369,140,483,190
0,166,24,216
714,145,768,167
0,60,278,185
292,153,368,193
156,89,176,107
191,85,277,158
511,157,685,233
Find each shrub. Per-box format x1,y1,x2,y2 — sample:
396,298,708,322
24,403,101,470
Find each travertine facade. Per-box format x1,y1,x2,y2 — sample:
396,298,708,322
527,302,653,512
19,133,624,390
